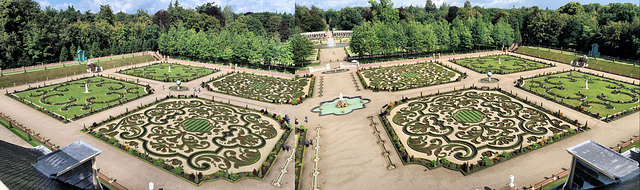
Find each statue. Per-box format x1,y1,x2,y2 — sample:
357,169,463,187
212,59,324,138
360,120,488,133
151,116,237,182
508,175,515,188
584,80,589,89
498,58,501,64
86,62,101,73
84,83,90,93
77,49,87,62
168,65,171,72
336,93,349,108
572,55,589,67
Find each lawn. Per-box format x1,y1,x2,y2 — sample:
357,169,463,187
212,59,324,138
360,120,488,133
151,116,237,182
517,46,640,78
119,62,218,82
520,71,640,120
358,61,463,91
0,55,154,88
453,54,552,74
10,76,150,122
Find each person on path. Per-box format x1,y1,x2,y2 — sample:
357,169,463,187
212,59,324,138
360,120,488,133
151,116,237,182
305,116,308,123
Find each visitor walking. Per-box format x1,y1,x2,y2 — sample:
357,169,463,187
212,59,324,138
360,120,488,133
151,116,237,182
305,116,308,123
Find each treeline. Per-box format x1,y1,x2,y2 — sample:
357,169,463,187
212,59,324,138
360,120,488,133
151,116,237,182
0,0,294,69
296,0,640,59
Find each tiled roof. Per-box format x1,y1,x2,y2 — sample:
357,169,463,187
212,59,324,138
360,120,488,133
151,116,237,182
0,140,80,190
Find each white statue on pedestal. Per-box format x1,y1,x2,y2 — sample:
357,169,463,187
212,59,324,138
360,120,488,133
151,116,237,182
339,92,344,101
584,80,589,89
508,175,515,187
168,65,171,72
499,58,501,64
84,83,90,93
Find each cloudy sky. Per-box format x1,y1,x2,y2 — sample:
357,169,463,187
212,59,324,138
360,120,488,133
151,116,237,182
37,0,294,14
296,0,636,10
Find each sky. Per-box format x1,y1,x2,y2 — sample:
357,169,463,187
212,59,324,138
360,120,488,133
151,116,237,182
37,0,295,14
296,0,638,10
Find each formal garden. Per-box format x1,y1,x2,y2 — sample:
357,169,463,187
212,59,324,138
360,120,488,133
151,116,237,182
518,70,640,122
357,61,464,91
119,62,218,82
84,97,291,184
204,72,314,104
379,88,587,175
452,54,552,74
7,76,151,122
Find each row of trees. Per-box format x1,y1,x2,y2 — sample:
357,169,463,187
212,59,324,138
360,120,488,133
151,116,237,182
297,0,640,59
350,18,515,57
0,0,294,70
157,26,293,66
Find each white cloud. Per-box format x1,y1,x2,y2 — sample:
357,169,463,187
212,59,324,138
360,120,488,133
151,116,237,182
37,0,51,8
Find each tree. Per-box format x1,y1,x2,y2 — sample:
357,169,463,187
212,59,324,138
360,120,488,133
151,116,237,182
196,2,224,23
292,33,313,63
558,2,584,15
368,0,399,24
464,1,472,9
59,46,68,62
96,5,114,24
153,10,171,31
339,7,363,30
425,0,437,13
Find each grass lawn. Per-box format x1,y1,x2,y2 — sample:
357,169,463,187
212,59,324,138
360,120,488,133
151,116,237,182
541,176,568,190
454,54,551,74
517,46,640,78
521,71,640,118
120,62,217,82
0,55,154,88
0,117,44,147
12,76,150,120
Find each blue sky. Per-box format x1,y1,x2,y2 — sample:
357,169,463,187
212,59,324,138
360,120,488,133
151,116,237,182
37,0,294,14
296,0,637,10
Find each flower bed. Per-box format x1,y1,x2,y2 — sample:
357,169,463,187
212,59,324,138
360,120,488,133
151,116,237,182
295,126,308,190
82,95,292,185
118,62,219,82
451,54,552,74
202,71,314,105
378,88,588,175
357,61,466,92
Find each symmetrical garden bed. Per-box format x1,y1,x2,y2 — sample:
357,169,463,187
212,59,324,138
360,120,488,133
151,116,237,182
84,96,291,184
204,72,314,104
452,54,552,74
357,61,464,91
119,62,218,82
8,76,151,123
379,88,586,175
518,70,640,122
295,126,307,190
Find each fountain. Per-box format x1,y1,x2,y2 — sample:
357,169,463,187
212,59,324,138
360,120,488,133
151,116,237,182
311,94,370,116
327,30,336,47
168,80,188,91
84,83,90,93
336,93,348,108
479,71,499,83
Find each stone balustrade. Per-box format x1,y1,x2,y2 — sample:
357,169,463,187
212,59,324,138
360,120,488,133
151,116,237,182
273,145,295,187
311,127,321,190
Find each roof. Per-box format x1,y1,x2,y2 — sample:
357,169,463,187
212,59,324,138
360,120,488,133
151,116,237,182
0,140,80,190
33,140,101,177
566,140,639,180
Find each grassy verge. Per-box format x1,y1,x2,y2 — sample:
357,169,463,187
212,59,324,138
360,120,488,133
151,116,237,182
0,55,154,88
0,117,45,147
621,140,640,153
541,176,568,190
516,46,640,78
99,179,120,190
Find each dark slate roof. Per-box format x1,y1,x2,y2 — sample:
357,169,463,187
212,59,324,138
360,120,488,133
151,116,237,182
32,140,101,190
566,140,640,179
0,140,80,190
33,140,101,178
